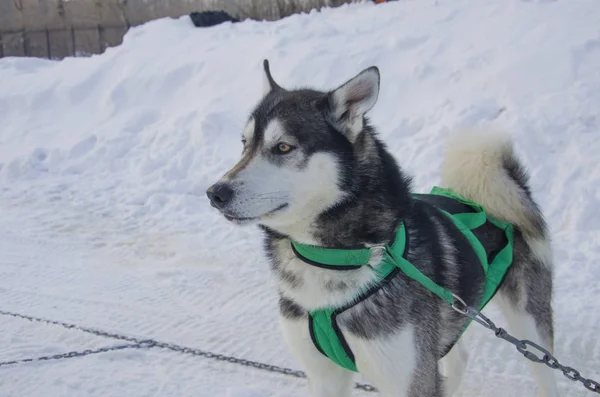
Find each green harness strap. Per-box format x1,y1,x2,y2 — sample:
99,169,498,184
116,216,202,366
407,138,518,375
291,187,514,372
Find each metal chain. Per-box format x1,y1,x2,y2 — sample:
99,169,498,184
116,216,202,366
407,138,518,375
0,342,153,368
451,294,600,394
0,310,377,393
0,310,141,343
6,300,599,395
149,340,377,392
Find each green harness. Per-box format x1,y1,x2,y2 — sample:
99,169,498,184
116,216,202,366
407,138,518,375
291,187,515,372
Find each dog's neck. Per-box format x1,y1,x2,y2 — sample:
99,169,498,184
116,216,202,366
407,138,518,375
263,128,413,248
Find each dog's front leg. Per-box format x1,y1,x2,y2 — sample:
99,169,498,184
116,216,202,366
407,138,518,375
347,325,443,397
279,315,354,397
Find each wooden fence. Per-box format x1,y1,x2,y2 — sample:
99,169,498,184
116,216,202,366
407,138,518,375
0,0,357,60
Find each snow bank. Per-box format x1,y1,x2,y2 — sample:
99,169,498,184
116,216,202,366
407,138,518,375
0,0,599,396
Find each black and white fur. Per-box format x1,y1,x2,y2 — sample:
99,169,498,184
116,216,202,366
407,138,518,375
206,60,558,397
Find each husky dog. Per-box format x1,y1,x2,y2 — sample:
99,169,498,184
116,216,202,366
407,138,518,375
206,60,558,397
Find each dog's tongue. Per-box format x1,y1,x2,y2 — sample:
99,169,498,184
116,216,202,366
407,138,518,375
224,214,239,223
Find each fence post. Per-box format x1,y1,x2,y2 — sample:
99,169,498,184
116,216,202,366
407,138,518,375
48,0,74,59
0,0,25,57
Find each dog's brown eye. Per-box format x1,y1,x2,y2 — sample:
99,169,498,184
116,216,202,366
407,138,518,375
277,143,293,154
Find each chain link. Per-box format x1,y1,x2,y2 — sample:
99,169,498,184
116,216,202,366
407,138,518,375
4,299,599,395
0,310,141,343
0,342,152,368
0,310,377,393
451,294,600,395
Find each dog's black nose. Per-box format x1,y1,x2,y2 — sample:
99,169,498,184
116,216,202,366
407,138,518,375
206,183,234,208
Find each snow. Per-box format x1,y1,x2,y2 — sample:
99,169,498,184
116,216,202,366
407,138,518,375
1,0,599,396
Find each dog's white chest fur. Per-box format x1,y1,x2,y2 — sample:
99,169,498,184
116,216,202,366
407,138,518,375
271,238,379,311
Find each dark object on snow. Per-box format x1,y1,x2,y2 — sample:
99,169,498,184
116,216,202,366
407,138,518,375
189,11,240,27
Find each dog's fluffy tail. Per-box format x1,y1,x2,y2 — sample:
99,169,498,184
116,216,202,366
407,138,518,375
441,129,548,241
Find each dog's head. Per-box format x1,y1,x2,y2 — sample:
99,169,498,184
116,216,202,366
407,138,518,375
207,60,380,234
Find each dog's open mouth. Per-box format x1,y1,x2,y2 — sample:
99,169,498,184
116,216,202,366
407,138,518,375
223,203,288,224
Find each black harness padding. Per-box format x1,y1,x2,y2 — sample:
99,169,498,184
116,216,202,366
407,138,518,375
414,193,509,266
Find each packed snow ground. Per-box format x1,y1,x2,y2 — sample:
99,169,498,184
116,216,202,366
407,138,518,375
1,0,599,396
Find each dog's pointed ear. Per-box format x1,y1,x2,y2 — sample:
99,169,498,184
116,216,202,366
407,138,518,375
262,59,284,95
327,66,380,142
